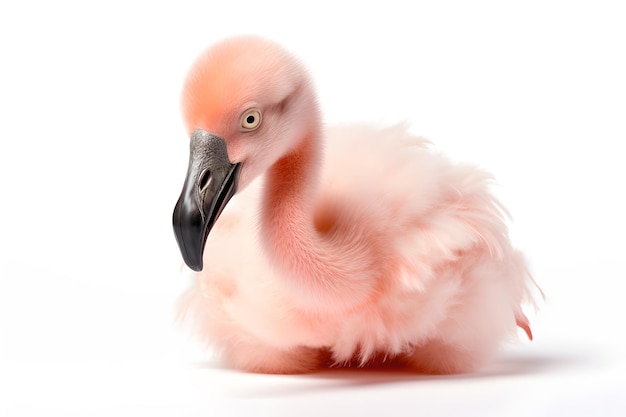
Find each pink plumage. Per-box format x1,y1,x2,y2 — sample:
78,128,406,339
173,35,538,374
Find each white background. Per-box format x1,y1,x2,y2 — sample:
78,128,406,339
1,1,625,415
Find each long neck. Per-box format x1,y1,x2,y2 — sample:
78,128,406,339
260,127,379,314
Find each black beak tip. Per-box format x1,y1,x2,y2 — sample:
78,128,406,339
188,263,203,272
180,239,203,271
172,196,206,271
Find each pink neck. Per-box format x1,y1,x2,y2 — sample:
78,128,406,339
260,129,378,313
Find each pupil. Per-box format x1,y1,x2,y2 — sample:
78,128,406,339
246,115,255,124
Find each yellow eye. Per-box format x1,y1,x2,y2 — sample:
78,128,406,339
241,108,262,130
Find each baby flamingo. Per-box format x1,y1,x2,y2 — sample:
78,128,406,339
173,36,537,374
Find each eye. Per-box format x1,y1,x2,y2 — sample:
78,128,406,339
240,108,262,131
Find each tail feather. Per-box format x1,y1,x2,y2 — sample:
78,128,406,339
515,311,533,341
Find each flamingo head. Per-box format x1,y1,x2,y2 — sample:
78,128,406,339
172,36,318,271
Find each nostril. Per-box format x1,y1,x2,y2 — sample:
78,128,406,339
198,169,213,192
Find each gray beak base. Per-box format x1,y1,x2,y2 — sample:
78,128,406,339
172,130,241,271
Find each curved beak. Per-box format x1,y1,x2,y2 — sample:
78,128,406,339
172,129,241,271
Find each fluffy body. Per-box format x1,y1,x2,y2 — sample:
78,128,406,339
177,36,536,374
